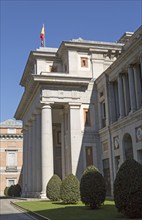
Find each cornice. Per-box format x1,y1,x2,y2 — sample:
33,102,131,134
0,134,23,139
110,108,142,131
33,73,91,85
15,73,91,120
96,34,142,83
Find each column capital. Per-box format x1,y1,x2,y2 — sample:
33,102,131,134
41,102,54,110
128,64,134,69
69,102,81,109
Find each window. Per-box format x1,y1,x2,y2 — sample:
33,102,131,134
8,179,15,187
100,101,106,128
84,108,91,127
85,146,93,167
81,57,88,68
49,65,57,72
6,150,17,171
100,91,104,97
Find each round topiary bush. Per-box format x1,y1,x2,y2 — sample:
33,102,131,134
114,159,142,218
80,165,106,209
46,174,62,201
14,184,22,197
60,174,80,204
7,185,15,197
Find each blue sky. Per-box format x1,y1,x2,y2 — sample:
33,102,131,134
0,0,142,122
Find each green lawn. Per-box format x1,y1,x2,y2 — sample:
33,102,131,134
15,200,133,220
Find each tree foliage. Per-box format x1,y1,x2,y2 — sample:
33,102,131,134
46,174,62,201
60,174,80,204
80,165,106,209
114,159,142,218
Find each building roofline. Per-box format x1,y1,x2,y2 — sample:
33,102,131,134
0,119,22,128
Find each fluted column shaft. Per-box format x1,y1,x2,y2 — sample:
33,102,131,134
122,74,130,115
36,112,41,195
41,105,53,198
133,64,142,109
140,56,142,76
128,65,136,112
118,75,125,118
31,117,36,195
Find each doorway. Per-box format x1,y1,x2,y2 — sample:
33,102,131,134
53,124,62,179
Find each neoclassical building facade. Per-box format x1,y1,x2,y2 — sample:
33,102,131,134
0,119,23,196
15,25,142,198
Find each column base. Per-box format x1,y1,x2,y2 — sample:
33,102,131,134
40,192,47,199
118,115,124,120
128,110,136,115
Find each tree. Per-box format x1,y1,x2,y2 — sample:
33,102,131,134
60,174,80,204
80,165,106,209
114,159,142,218
46,175,62,201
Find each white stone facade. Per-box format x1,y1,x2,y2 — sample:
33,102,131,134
15,26,142,197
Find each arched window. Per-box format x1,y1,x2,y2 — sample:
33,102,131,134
123,133,133,160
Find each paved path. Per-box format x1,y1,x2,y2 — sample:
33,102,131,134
0,198,38,220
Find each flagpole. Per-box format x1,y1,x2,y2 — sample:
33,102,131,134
43,24,46,47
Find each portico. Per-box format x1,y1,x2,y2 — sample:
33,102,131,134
21,101,84,198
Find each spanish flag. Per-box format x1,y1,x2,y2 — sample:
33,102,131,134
40,24,45,46
40,24,44,40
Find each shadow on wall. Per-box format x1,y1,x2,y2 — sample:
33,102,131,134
76,82,101,180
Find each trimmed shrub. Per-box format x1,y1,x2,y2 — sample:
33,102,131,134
46,174,62,201
14,184,22,197
114,159,142,218
8,185,15,197
80,165,106,209
60,174,80,204
4,187,9,196
6,184,22,197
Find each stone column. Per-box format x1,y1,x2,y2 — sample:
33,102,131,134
128,65,136,112
40,104,53,198
69,104,81,175
109,82,116,122
140,56,142,77
27,122,32,197
133,64,142,109
122,74,130,115
35,112,41,196
31,116,36,196
118,75,125,118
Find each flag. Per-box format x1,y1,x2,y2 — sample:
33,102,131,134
40,24,45,46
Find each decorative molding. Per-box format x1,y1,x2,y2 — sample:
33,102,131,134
114,136,119,149
136,126,142,142
0,134,23,139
